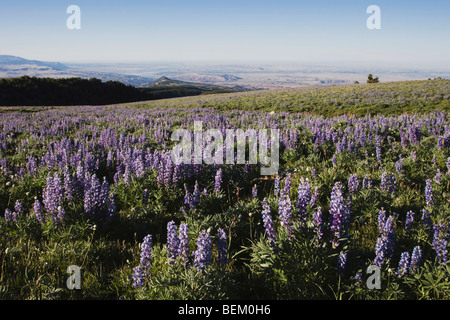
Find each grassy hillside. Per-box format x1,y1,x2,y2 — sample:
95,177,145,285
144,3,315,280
136,79,450,117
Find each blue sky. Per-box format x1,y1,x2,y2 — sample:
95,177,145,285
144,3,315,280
0,0,449,67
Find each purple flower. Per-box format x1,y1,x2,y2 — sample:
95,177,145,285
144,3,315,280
140,234,152,271
348,174,359,193
33,199,44,224
132,266,145,288
374,215,396,267
274,175,280,196
329,182,347,248
261,198,277,248
381,172,389,191
409,246,422,274
421,208,432,230
296,178,311,227
252,184,258,198
167,221,179,265
14,200,23,215
337,252,347,275
193,181,201,205
178,223,190,265
432,220,449,265
193,230,212,271
405,210,414,234
214,168,222,193
4,208,18,222
396,252,410,277
278,191,293,237
312,207,323,247
283,173,292,195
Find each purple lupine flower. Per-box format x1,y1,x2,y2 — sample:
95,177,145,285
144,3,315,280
447,157,450,175
84,174,101,217
43,172,64,224
375,135,382,162
63,168,74,200
178,223,189,265
167,221,179,265
329,181,346,248
378,208,386,234
106,192,115,220
421,208,432,230
274,175,280,196
296,178,311,227
432,220,449,265
217,228,227,267
309,186,319,208
33,199,44,224
354,273,363,287
380,172,389,191
4,208,18,222
312,207,323,247
337,252,347,275
332,154,337,167
278,191,293,237
214,168,222,194
396,252,410,277
193,181,201,205
435,169,442,185
140,234,152,271
347,174,359,193
14,200,23,215
425,179,433,207
409,246,422,274
362,175,372,189
132,266,145,288
124,165,131,186
374,215,396,267
389,173,396,193
261,198,277,248
183,184,194,210
193,230,212,271
405,210,414,234
283,173,292,195
252,184,258,198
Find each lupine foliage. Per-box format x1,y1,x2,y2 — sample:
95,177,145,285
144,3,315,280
1,79,450,300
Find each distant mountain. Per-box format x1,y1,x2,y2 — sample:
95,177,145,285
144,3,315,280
142,76,248,99
0,55,155,87
0,55,69,71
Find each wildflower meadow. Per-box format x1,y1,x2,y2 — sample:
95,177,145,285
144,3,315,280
1,79,450,300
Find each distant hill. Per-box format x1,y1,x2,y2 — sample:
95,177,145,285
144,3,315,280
142,76,248,99
0,55,155,87
0,55,69,71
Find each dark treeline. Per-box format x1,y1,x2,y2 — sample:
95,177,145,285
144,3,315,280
0,76,153,106
0,76,246,106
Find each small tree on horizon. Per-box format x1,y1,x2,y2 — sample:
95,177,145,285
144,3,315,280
367,74,380,83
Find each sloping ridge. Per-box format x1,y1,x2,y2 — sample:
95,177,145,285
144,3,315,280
0,55,69,71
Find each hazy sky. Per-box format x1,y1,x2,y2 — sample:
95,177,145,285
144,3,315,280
0,0,449,67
